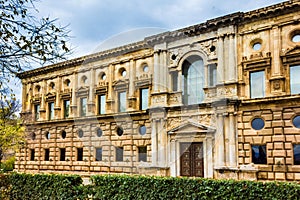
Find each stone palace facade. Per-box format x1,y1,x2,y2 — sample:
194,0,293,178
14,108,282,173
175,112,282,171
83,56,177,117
16,0,300,181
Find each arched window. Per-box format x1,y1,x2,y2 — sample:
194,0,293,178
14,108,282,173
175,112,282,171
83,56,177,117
182,55,205,105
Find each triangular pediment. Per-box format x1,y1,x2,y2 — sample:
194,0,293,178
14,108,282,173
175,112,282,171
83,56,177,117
168,119,215,135
282,45,300,56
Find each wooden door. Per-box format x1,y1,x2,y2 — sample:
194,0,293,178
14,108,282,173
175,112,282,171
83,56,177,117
180,142,204,177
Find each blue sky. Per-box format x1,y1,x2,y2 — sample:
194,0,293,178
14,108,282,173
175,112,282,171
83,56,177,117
35,0,285,58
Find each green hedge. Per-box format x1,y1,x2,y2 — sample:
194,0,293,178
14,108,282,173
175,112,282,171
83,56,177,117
3,173,85,200
1,173,300,199
89,175,300,200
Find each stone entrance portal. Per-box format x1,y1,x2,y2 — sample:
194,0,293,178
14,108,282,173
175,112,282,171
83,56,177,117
180,142,204,177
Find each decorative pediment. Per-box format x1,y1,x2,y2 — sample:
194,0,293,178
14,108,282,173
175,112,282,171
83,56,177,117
281,45,300,65
113,79,129,91
45,92,56,101
168,119,216,135
242,52,271,71
75,86,89,97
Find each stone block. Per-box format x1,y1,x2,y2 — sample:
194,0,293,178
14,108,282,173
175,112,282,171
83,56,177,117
258,165,272,171
244,143,250,150
257,172,267,179
286,173,294,180
285,135,296,142
272,120,283,127
259,128,273,135
243,130,257,136
284,128,297,134
273,142,284,150
253,136,263,144
283,112,294,120
238,151,245,157
273,127,283,134
286,158,293,165
267,143,273,150
267,158,274,164
275,173,285,180
295,173,300,180
263,136,272,143
238,157,244,164
273,113,282,120
244,137,252,143
272,150,286,157
296,135,300,143
244,157,251,164
268,172,274,180
284,142,292,149
272,135,285,142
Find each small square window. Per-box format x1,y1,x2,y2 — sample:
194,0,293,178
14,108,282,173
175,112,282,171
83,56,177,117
138,146,147,162
294,144,300,165
77,148,83,161
44,149,50,161
251,145,267,164
116,147,123,162
95,148,102,161
60,148,66,161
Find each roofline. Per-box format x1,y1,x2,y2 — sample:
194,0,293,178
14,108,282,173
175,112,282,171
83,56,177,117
17,0,299,79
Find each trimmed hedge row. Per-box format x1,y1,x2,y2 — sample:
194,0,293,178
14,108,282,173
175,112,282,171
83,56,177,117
1,173,85,200
0,173,300,199
89,175,300,200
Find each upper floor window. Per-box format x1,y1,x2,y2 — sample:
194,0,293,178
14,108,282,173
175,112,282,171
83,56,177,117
171,71,178,92
118,92,126,112
80,97,87,116
182,55,204,105
250,71,265,98
98,94,106,114
140,88,149,110
290,65,300,95
63,100,70,118
48,102,54,120
208,64,217,87
34,104,40,121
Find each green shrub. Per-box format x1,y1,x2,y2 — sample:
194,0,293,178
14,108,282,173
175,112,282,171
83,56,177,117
89,175,300,200
0,156,15,172
8,173,86,200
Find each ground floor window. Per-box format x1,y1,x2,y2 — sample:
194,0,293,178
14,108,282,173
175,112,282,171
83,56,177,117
77,148,83,161
138,146,147,162
60,148,66,161
95,148,102,161
116,147,123,161
294,144,300,165
251,145,267,164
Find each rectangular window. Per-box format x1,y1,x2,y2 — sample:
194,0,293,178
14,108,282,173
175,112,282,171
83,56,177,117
44,149,50,161
118,92,126,112
116,147,123,162
138,146,147,162
80,97,87,116
77,148,83,161
98,95,106,114
250,71,265,98
60,148,66,161
294,144,300,165
208,64,217,87
30,149,35,161
48,102,54,120
34,104,40,121
290,65,300,94
251,145,267,164
63,100,70,118
140,88,149,110
171,72,178,91
95,147,102,161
